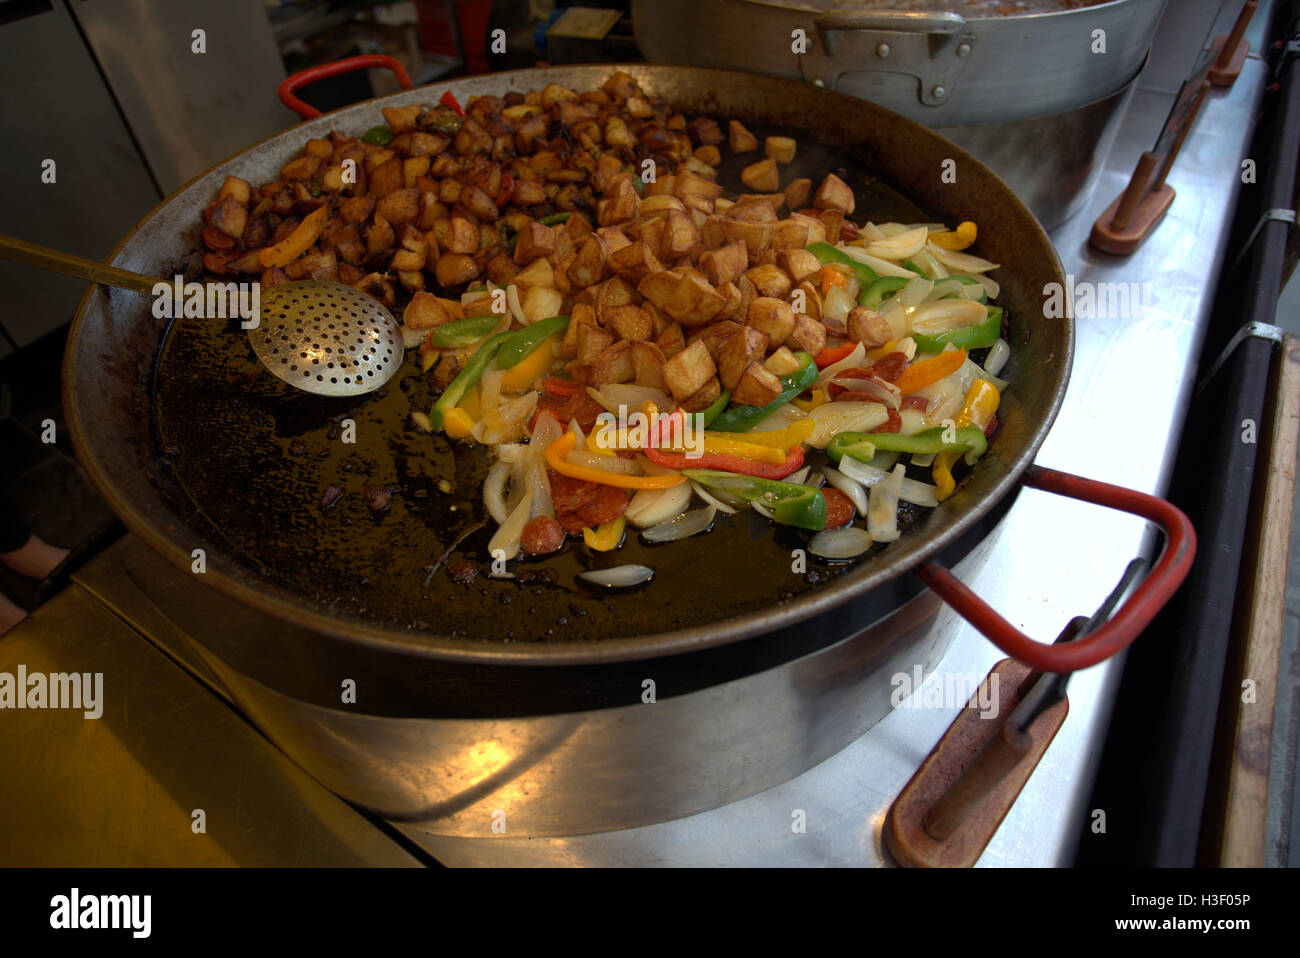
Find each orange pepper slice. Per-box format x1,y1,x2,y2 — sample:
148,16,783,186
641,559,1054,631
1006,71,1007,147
893,348,967,395
544,433,686,489
819,265,849,297
259,205,329,268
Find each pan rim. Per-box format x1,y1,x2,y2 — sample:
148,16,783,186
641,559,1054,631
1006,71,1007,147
62,63,1071,667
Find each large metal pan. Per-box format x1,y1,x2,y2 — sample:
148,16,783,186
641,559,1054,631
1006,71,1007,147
60,64,1191,833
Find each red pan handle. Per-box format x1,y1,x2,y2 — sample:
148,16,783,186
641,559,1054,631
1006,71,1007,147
278,54,414,120
914,465,1196,673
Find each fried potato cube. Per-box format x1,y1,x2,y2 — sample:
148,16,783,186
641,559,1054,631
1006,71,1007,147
514,222,557,264
280,155,323,182
365,215,395,257
746,297,795,347
732,362,783,407
813,173,855,215
558,303,596,358
777,248,822,284
820,208,844,244
659,209,702,261
592,340,636,385
512,178,547,206
632,342,668,390
210,197,247,239
390,225,427,272
694,145,722,167
339,195,375,224
745,264,793,300
728,119,759,153
597,191,640,227
790,211,827,246
721,218,773,263
567,235,608,288
603,304,653,342
461,185,499,221
680,376,722,412
403,291,453,330
402,156,431,189
769,217,811,252
656,323,687,358
741,157,780,193
382,104,421,134
673,171,724,201
847,306,892,348
789,312,827,355
784,178,811,210
577,323,617,365
718,326,769,390
434,252,480,287
408,131,449,157
368,158,403,197
764,345,802,377
608,240,664,282
592,276,637,317
715,281,743,321
513,256,554,288
689,320,743,361
522,285,563,324
765,136,797,165
662,341,717,402
218,176,252,206
444,216,480,255
666,271,728,327
376,187,419,227
697,240,748,288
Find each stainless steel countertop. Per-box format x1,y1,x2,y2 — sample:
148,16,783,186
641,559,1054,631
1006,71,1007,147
412,0,1272,867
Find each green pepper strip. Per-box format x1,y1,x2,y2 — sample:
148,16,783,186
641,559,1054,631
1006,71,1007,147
430,331,512,431
903,258,927,277
859,275,909,309
428,315,500,348
951,275,987,302
539,212,572,226
497,315,569,368
682,469,827,531
828,426,988,467
912,306,1003,355
694,389,732,429
806,242,878,287
708,352,817,432
361,125,394,146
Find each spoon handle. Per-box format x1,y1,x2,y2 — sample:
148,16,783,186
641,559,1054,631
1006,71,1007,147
0,233,165,295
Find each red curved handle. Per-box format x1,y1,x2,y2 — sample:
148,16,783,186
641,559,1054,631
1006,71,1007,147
278,54,413,120
915,465,1196,673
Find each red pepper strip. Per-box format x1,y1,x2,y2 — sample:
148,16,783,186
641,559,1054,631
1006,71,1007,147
440,89,466,117
496,173,515,208
541,376,582,398
814,343,856,369
644,444,806,479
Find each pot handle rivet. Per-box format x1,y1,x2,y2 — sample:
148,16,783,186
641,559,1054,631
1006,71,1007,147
956,42,971,57
876,43,890,58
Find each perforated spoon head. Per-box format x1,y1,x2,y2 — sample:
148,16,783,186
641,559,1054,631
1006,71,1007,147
248,281,403,397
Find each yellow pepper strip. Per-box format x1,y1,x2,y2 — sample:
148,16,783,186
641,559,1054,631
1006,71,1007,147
500,335,557,392
932,379,1000,500
585,427,617,456
258,205,328,268
684,435,787,465
704,419,814,449
421,351,438,373
866,340,899,362
459,384,481,420
582,515,626,551
929,221,977,252
442,407,476,440
793,388,829,412
545,433,686,489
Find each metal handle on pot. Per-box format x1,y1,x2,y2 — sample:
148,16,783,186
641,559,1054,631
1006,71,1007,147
914,465,1196,673
278,54,414,120
814,10,968,38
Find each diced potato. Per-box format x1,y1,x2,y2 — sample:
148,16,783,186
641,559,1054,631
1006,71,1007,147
609,240,664,281
592,276,637,317
514,255,555,288
659,209,702,261
694,145,722,167
382,104,421,134
368,158,403,197
784,178,811,210
461,185,499,221
718,326,769,390
522,285,564,324
632,342,668,390
280,155,323,182
434,253,480,287
741,158,780,193
746,297,795,347
765,136,797,164
365,215,395,257
847,306,892,348
662,341,716,402
790,211,827,246
667,271,728,326
210,197,247,239
778,248,822,284
673,171,724,201
597,191,639,227
218,176,252,206
408,131,449,157
592,340,636,385
746,263,793,299
716,281,742,321
404,291,452,330
376,188,419,227
514,222,557,265
813,173,855,214
764,346,801,377
604,304,654,341
567,235,608,288
789,313,827,354
680,377,722,412
728,119,758,153
820,209,844,244
577,323,617,364
656,323,687,358
770,218,811,252
698,240,749,287
445,217,480,255
689,320,743,360
339,195,376,224
559,303,597,359
721,218,774,263
732,362,783,407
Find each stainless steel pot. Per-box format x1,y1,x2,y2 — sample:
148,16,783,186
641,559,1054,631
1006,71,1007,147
632,0,1167,227
61,64,1191,837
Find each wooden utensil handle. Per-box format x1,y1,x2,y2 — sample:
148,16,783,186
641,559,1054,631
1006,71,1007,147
0,234,163,295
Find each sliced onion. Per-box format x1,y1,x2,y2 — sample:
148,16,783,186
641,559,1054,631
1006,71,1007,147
625,481,693,527
760,403,811,431
786,466,811,486
897,277,934,309
506,283,527,324
821,465,869,516
488,486,533,562
642,505,716,543
578,565,655,590
977,274,1000,299
751,501,775,520
689,481,738,515
898,407,929,436
402,326,426,349
524,454,554,518
822,283,855,324
909,299,988,336
922,278,968,303
587,383,671,415
867,464,904,543
567,450,641,474
480,391,537,445
496,443,529,463
483,460,511,524
859,221,887,242
837,455,890,487
899,476,940,508
911,452,936,467
916,248,947,279
809,526,874,559
807,401,890,447
816,341,866,384
984,337,1011,377
926,243,999,273
842,245,916,278
832,375,900,409
878,303,909,341
867,225,928,261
